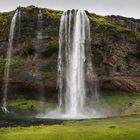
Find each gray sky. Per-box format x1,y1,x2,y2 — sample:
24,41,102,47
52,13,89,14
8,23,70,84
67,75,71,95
0,0,140,19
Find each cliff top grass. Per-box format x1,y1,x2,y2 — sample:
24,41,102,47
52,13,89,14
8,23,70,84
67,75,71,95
0,5,140,40
89,13,140,40
0,6,62,40
0,114,140,140
0,11,14,38
20,5,62,19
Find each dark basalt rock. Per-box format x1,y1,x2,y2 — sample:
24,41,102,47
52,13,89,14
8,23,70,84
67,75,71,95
0,6,140,101
0,118,64,127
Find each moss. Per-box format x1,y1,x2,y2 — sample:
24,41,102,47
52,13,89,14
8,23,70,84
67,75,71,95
42,8,62,19
45,71,56,79
8,99,35,114
25,5,37,11
104,95,140,115
136,32,140,39
10,56,26,68
20,5,38,12
47,37,58,47
89,15,120,28
0,56,27,80
0,56,24,79
89,14,139,41
8,99,57,114
0,12,13,38
20,5,62,19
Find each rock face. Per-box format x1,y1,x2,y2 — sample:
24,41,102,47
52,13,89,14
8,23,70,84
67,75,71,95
89,14,140,95
0,6,140,101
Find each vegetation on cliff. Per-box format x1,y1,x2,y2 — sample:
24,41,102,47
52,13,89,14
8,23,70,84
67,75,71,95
0,12,13,39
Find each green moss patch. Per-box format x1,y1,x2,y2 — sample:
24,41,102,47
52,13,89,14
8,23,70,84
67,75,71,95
42,8,62,19
7,99,57,115
89,14,139,40
0,12,13,38
104,95,140,115
10,56,26,68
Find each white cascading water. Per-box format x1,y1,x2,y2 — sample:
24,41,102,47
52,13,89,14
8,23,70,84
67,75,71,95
38,10,102,119
1,10,19,112
58,10,99,118
18,9,21,37
58,10,87,117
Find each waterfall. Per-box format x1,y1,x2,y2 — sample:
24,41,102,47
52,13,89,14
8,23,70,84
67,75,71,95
37,10,101,119
18,9,21,37
1,10,19,112
57,10,99,118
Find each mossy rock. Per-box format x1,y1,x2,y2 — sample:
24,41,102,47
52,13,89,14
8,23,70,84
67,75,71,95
42,8,62,19
0,11,14,39
7,98,57,115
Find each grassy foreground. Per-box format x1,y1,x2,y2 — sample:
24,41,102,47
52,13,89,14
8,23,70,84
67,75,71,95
0,114,140,140
0,95,139,140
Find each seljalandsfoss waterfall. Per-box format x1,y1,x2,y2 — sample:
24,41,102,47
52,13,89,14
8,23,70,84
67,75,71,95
58,10,99,118
39,10,102,119
1,10,19,112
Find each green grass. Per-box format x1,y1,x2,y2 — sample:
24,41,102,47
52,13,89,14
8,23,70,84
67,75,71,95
89,14,140,40
42,8,62,19
104,95,140,115
1,95,140,140
6,94,140,116
8,99,57,115
0,115,140,140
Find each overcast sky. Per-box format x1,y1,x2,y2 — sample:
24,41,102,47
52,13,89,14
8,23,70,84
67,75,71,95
0,0,140,19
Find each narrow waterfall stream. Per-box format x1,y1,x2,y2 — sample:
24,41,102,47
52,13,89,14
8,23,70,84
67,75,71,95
1,10,19,112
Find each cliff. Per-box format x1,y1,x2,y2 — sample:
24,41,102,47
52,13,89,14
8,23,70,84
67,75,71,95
0,5,140,101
